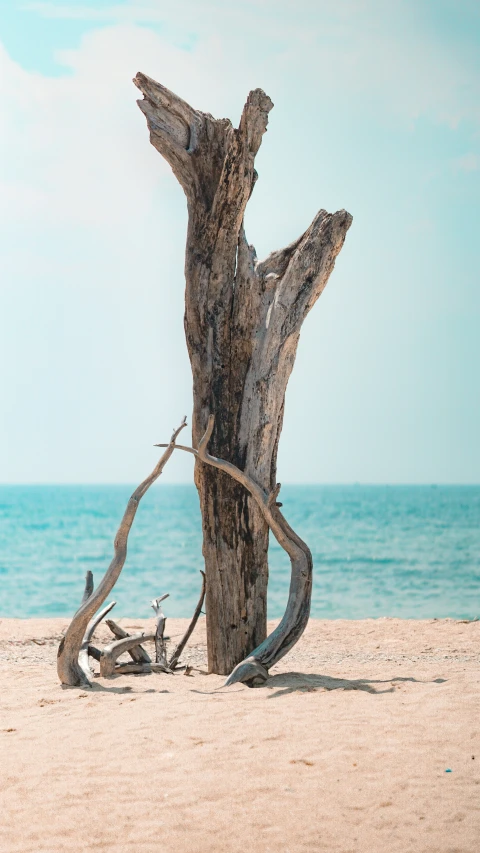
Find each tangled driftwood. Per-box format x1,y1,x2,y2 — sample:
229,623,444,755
57,414,311,689
59,570,206,685
57,419,205,687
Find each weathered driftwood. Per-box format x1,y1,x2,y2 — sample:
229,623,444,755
99,632,156,678
151,594,169,665
112,661,174,675
78,599,116,681
87,645,102,662
158,416,312,687
105,619,151,664
57,418,187,687
168,570,206,670
134,74,351,674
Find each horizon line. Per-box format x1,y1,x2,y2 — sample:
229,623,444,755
1,482,480,488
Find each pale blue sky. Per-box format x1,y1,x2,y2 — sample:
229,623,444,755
1,0,479,484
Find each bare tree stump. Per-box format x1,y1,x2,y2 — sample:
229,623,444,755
134,75,352,674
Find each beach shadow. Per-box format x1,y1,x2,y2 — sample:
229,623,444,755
61,683,170,695
91,684,171,695
264,672,446,698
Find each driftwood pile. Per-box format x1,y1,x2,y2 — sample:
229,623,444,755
57,415,312,689
68,577,205,681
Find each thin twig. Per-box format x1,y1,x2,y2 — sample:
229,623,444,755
168,571,206,669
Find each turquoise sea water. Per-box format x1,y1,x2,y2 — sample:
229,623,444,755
0,485,479,620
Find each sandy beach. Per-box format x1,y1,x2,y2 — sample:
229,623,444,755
1,616,479,853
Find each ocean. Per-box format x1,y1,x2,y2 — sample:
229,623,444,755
0,484,479,621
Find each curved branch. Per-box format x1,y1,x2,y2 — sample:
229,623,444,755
105,619,151,664
57,417,188,687
78,600,116,681
159,415,312,687
99,632,156,678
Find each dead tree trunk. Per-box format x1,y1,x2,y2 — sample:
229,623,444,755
134,74,352,674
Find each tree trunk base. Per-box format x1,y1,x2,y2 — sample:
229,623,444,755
199,469,268,674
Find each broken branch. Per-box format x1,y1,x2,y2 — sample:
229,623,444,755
105,619,151,664
99,632,156,678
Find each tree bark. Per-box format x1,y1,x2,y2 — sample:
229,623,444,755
134,74,352,674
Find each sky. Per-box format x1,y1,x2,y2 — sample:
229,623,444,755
1,0,479,484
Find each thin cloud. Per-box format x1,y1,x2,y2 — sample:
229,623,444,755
454,152,478,172
22,0,480,131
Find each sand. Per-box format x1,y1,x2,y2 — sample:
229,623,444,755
0,616,479,853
